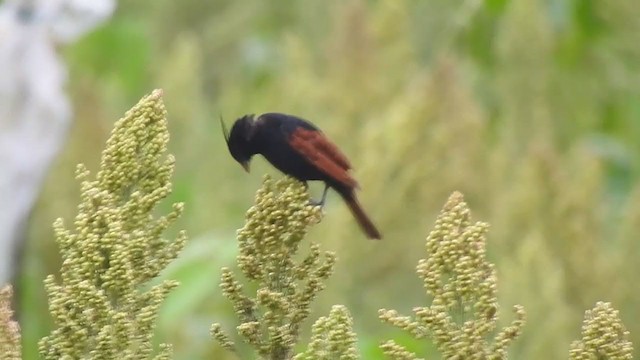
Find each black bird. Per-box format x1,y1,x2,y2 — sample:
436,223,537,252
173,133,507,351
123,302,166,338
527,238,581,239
222,112,381,240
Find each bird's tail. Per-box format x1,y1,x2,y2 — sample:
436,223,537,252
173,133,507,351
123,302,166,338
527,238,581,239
340,192,382,240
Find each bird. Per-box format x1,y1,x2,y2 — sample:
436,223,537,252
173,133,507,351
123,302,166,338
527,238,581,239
222,112,381,240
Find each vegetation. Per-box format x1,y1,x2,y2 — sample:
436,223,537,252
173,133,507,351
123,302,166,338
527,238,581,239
12,0,640,358
38,90,186,359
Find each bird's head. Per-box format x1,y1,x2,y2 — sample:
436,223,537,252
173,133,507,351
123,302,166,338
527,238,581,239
221,114,256,172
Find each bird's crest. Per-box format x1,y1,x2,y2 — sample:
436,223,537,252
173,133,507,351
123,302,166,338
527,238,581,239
220,115,230,145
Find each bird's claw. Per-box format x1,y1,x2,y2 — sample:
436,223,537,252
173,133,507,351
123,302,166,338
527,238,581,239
308,199,325,208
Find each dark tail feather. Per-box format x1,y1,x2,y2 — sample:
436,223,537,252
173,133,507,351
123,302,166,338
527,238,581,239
341,192,382,240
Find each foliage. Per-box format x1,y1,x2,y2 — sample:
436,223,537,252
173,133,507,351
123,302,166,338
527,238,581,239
295,305,359,360
569,302,633,360
380,192,525,359
18,0,640,358
38,90,187,359
0,286,20,360
211,176,336,359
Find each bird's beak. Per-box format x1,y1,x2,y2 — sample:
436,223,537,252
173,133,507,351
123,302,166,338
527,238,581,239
241,161,250,173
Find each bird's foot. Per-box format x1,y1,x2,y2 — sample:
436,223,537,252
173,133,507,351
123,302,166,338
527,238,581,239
308,199,325,208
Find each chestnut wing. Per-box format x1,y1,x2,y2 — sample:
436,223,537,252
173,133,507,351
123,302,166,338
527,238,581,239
288,127,358,189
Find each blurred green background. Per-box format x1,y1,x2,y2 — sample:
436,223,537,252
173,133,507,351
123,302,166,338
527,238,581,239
18,0,640,358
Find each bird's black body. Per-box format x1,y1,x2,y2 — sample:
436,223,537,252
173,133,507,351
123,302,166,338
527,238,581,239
251,115,326,181
223,112,381,239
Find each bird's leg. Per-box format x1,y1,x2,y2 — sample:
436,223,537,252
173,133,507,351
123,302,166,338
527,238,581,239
309,183,329,208
319,183,329,206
